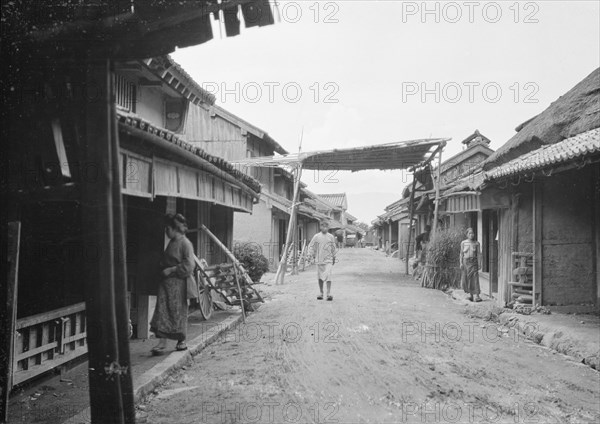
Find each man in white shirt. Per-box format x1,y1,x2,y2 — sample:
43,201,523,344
308,220,337,301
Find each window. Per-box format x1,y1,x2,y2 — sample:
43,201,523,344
114,73,136,113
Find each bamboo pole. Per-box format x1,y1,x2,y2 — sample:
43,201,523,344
199,224,262,299
431,148,443,237
291,213,299,275
300,240,308,272
275,164,303,284
405,174,418,275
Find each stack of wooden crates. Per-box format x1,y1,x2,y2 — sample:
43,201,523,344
509,252,534,306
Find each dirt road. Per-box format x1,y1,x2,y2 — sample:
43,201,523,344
141,248,600,424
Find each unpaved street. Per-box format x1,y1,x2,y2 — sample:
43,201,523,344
141,249,600,424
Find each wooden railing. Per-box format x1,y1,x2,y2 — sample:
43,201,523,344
11,303,87,388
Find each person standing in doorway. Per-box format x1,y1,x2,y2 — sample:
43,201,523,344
308,220,337,301
460,227,482,302
413,225,431,279
150,213,196,355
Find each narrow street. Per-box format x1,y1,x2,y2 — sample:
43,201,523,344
141,249,600,424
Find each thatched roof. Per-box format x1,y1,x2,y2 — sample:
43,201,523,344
231,138,448,171
482,68,600,170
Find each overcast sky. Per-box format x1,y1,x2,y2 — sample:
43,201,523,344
173,0,600,223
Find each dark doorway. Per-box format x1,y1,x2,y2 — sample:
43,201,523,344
278,218,288,257
482,209,499,293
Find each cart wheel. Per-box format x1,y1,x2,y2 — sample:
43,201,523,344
243,300,254,313
198,288,213,320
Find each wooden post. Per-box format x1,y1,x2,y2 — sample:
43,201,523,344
275,164,303,284
595,166,600,306
1,222,20,422
431,149,443,237
405,173,418,275
388,221,392,255
233,266,246,322
110,70,136,424
81,59,125,424
533,182,543,306
292,211,299,275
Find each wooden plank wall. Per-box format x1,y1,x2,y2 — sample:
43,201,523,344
497,208,513,305
119,148,253,213
184,103,246,160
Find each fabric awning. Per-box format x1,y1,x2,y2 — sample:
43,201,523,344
231,138,449,171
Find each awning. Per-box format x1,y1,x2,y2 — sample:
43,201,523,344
231,138,449,171
443,192,481,214
261,192,292,214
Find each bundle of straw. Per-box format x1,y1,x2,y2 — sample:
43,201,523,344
421,227,465,290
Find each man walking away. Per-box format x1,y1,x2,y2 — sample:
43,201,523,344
308,220,337,301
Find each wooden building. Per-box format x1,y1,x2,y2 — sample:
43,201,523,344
2,2,276,420
444,69,600,308
4,53,264,391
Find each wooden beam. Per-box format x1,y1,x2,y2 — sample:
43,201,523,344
595,165,600,306
11,183,81,203
431,149,443,237
82,59,125,424
405,175,418,275
1,222,21,422
110,67,136,424
533,183,543,306
115,63,143,71
138,77,163,87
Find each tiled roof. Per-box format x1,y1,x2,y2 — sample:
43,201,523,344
485,128,600,181
345,224,364,234
443,171,486,194
345,212,358,222
117,112,261,194
318,193,346,209
145,56,217,106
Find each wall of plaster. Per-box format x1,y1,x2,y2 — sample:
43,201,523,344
540,166,596,305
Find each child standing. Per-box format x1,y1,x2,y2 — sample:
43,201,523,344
308,220,337,301
460,227,482,302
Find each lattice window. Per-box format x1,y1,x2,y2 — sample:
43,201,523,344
114,73,136,112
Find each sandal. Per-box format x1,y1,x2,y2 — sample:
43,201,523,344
176,341,188,351
326,295,333,301
151,346,166,356
317,294,323,300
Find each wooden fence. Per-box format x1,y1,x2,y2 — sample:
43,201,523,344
11,303,87,387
